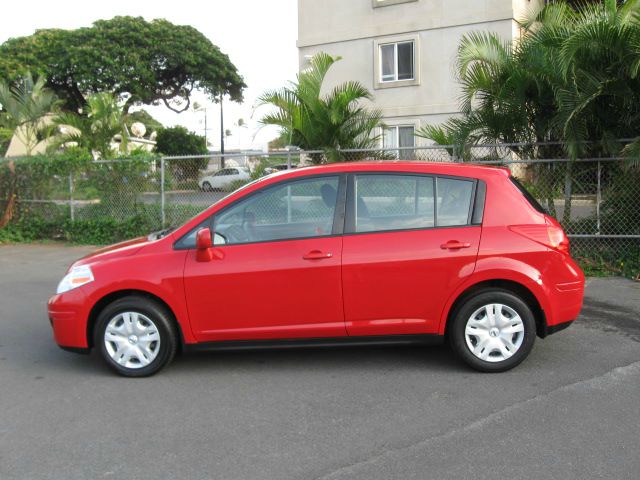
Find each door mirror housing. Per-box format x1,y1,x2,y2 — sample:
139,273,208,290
195,228,224,262
196,228,212,250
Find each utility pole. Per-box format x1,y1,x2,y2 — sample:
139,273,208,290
203,109,208,148
220,94,225,169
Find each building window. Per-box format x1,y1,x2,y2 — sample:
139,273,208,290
380,41,414,83
382,125,415,159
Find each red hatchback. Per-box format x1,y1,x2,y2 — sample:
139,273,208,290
48,162,584,376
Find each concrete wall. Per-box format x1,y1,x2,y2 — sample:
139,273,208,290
297,0,543,143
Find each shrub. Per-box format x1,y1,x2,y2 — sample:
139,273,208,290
155,126,208,181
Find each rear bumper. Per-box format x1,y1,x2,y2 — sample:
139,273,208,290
547,279,584,325
48,288,91,349
539,263,584,336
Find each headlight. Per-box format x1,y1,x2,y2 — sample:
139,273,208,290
56,265,94,294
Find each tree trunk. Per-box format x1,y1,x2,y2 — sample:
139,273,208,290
0,159,17,228
561,161,574,226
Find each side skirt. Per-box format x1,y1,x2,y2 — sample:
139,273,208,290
184,334,444,353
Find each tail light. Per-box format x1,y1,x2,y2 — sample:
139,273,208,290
509,216,570,255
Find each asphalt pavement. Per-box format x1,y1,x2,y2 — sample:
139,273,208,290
0,244,639,480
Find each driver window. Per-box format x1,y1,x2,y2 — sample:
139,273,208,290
213,176,340,245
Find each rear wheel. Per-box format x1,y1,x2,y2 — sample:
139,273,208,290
449,290,536,372
94,296,178,377
201,181,213,192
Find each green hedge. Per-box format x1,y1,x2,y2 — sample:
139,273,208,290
0,215,153,244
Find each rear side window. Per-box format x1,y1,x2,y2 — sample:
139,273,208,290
436,177,474,226
349,173,476,234
509,177,547,214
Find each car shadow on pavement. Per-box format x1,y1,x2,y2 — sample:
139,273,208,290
167,344,462,375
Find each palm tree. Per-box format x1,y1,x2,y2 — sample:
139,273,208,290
51,92,129,159
257,53,383,163
417,0,640,223
0,73,59,227
0,73,59,155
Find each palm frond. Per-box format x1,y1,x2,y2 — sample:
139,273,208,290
622,137,640,168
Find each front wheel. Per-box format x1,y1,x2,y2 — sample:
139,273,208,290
94,296,178,377
449,290,536,372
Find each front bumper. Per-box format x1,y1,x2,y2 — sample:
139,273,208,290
48,287,91,350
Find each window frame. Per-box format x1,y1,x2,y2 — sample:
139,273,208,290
381,124,416,159
379,40,415,83
344,172,481,235
374,34,420,89
173,173,348,249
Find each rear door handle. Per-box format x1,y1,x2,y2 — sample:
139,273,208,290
440,241,471,250
303,250,333,260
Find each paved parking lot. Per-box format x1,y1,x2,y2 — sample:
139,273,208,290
1,244,639,480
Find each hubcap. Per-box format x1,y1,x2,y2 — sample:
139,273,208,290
464,303,525,363
104,312,161,369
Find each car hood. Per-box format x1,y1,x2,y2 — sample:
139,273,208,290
72,236,150,268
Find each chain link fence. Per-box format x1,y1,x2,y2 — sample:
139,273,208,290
1,142,638,275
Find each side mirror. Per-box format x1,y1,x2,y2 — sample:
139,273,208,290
195,228,224,262
196,227,212,250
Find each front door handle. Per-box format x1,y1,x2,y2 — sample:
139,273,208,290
303,250,333,260
440,240,471,250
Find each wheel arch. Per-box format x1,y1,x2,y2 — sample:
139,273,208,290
442,279,548,339
86,289,185,350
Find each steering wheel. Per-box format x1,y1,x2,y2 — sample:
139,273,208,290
223,224,250,243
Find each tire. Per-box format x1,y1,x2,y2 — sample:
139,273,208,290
448,289,536,373
94,296,178,377
201,181,213,192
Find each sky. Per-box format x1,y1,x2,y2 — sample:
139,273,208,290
1,0,299,150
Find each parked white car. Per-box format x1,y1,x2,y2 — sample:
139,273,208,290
199,167,251,191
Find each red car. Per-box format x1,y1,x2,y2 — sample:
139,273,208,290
48,162,584,376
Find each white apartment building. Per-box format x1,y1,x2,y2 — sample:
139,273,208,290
297,0,543,152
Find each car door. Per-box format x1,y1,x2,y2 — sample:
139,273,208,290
182,174,347,342
342,173,482,336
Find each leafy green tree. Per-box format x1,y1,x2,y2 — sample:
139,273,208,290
417,0,640,222
0,73,59,227
257,53,383,163
155,126,208,180
126,110,163,135
0,16,246,113
155,126,208,156
51,92,129,159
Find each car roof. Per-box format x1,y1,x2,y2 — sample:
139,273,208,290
265,161,510,181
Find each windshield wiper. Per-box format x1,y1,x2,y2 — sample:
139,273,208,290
148,226,176,241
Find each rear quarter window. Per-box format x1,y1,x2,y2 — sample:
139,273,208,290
509,177,547,214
